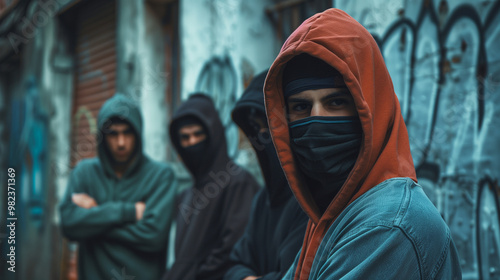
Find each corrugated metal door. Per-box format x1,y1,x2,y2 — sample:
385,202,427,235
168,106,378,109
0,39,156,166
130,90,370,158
65,1,116,279
71,0,116,167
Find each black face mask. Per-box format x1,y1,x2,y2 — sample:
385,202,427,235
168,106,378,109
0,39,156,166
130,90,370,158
180,139,208,174
289,116,362,212
252,130,289,206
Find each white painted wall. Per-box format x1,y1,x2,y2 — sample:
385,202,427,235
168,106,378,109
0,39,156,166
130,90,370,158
139,3,170,162
179,0,277,102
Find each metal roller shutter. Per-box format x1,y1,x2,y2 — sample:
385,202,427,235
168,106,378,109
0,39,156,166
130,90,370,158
71,0,116,167
65,2,116,279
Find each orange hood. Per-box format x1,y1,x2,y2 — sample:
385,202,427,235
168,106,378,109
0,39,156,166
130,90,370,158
263,8,417,279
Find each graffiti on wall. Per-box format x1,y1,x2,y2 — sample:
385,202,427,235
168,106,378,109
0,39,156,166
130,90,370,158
2,77,49,279
195,55,240,157
7,77,48,230
377,2,500,279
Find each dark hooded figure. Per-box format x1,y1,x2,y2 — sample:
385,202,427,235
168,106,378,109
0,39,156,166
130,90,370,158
59,94,177,280
224,70,309,280
164,93,260,280
263,9,462,280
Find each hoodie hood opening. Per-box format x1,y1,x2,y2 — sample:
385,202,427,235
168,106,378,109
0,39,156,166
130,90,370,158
263,10,417,279
232,70,293,207
169,93,230,180
264,9,416,225
96,94,144,179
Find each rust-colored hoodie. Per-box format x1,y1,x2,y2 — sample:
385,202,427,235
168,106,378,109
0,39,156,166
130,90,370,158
264,9,417,279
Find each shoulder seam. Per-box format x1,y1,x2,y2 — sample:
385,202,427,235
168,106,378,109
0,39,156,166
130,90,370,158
429,230,453,279
394,179,425,280
396,223,425,280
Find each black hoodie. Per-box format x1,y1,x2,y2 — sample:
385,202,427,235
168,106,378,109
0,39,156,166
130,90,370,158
164,93,260,280
59,94,177,280
224,71,309,280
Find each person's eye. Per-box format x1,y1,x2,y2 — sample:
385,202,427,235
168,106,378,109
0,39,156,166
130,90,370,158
180,135,189,140
108,131,118,136
291,103,310,112
194,131,205,137
328,98,348,107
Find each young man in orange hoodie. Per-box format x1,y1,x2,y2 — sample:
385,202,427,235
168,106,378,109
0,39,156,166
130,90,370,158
263,9,462,279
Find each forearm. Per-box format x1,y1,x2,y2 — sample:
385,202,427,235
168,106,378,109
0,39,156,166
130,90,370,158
104,178,176,252
224,264,258,280
60,201,136,240
104,218,170,252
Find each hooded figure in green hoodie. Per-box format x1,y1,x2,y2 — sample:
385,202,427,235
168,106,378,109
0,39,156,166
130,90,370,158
59,94,177,280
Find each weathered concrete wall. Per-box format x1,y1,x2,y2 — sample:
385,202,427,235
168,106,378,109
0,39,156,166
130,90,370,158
179,0,278,184
116,0,193,191
140,3,170,161
117,0,170,162
2,0,177,278
335,1,500,279
0,0,74,277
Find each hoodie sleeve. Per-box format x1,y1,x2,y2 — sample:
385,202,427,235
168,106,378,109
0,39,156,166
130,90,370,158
281,253,300,280
103,165,177,252
225,194,308,280
59,163,137,241
258,210,308,280
224,192,263,280
197,173,259,279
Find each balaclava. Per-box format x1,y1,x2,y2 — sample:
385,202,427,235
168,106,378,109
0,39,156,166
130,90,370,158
232,70,292,207
175,116,209,173
283,54,363,213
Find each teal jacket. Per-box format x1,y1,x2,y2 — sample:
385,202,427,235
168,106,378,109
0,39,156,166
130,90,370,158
59,94,177,280
283,178,462,279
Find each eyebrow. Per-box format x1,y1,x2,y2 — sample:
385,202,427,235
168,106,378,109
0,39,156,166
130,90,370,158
180,128,205,136
193,130,205,135
287,97,311,103
287,90,351,103
320,91,350,102
108,127,133,134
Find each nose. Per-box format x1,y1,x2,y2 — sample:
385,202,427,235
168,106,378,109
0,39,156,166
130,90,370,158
310,104,328,117
188,136,197,146
117,134,126,147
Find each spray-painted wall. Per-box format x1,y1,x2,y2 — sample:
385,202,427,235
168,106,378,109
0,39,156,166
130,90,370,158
336,1,500,279
0,0,178,278
0,0,497,279
0,1,75,278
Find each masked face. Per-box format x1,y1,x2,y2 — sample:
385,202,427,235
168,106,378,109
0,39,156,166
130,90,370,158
243,111,289,204
179,124,207,148
289,116,362,185
177,123,208,174
286,87,361,212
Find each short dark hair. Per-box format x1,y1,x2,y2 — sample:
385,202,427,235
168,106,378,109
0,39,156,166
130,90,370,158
102,116,133,134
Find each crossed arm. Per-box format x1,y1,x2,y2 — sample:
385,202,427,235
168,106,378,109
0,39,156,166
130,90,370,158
59,164,176,252
71,193,145,221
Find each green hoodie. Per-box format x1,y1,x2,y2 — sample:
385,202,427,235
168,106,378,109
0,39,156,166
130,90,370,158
59,94,177,280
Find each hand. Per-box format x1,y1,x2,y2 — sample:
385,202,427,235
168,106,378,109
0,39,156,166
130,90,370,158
135,202,146,221
243,277,260,280
72,193,98,209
